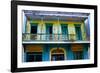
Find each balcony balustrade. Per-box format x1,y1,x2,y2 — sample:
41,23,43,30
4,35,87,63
22,33,88,41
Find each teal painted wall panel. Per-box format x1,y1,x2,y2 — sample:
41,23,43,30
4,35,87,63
83,44,89,59
66,45,74,60
43,45,50,61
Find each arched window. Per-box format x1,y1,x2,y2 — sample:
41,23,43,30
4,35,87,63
51,48,66,61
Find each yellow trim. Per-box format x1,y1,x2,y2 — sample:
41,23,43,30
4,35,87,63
50,47,66,61
26,20,31,33
81,22,87,40
30,20,83,24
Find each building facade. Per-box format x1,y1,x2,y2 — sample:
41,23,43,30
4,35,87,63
22,10,90,62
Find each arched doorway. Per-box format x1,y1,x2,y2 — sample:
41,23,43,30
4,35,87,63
50,48,66,61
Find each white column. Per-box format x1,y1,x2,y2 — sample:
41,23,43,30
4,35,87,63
22,11,26,33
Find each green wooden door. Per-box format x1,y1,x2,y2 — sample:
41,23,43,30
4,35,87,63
61,24,68,40
75,25,82,40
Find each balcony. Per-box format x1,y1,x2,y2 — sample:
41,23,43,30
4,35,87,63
22,33,90,44
23,33,83,41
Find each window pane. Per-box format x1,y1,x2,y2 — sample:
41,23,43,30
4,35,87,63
26,52,42,62
74,51,83,60
51,54,64,61
31,25,37,34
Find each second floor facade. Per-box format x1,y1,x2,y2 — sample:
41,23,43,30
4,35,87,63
22,10,90,43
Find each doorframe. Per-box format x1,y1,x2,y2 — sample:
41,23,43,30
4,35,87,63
50,47,67,61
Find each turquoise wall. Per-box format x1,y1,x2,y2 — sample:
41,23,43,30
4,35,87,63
66,45,74,60
24,44,89,62
42,44,74,61
83,44,89,59
43,45,50,61
42,44,89,61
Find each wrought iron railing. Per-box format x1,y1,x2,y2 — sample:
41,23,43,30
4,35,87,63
22,33,89,41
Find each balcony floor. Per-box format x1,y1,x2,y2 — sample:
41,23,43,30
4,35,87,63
22,40,90,44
